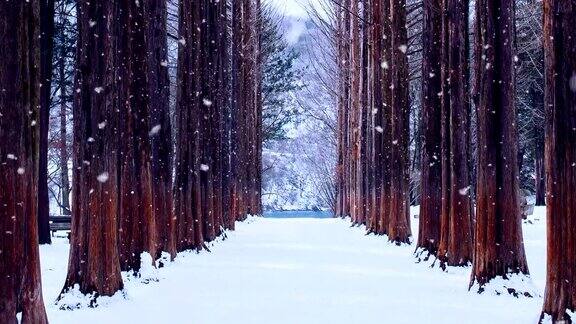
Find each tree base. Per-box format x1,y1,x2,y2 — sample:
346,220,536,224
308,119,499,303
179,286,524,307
414,247,437,263
57,285,126,310
470,273,539,298
539,310,575,324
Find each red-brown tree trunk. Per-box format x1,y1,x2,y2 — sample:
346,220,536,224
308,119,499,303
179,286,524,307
417,0,443,259
0,2,49,322
437,0,473,267
387,0,412,244
175,0,204,251
470,0,529,290
117,0,157,273
62,0,123,297
147,0,176,258
541,0,576,321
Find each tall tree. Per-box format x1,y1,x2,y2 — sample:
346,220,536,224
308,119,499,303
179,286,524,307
437,0,473,267
62,0,123,297
416,0,443,259
38,0,56,245
470,0,529,290
51,0,76,217
116,0,157,273
0,1,49,322
174,0,204,251
541,0,576,321
388,0,412,243
147,0,176,258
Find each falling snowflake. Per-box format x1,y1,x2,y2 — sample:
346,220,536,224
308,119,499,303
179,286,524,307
97,172,109,183
375,126,383,133
398,45,408,54
392,139,398,145
89,20,96,27
149,124,162,136
458,186,471,196
200,164,210,172
160,60,169,67
7,154,17,160
98,121,107,129
179,38,186,45
203,99,213,107
381,61,389,70
94,87,104,94
87,137,95,143
17,167,25,175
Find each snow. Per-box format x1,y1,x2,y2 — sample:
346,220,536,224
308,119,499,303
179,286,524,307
40,207,548,323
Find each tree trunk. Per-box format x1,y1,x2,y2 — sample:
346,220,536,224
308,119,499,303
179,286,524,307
147,0,176,259
62,0,123,297
0,2,49,322
437,0,473,267
116,0,157,273
175,0,203,251
58,39,71,216
471,0,529,290
541,0,576,321
387,0,412,244
38,0,55,245
417,0,443,259
534,142,546,206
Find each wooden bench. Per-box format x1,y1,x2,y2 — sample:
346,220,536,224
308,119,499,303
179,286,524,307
49,215,72,239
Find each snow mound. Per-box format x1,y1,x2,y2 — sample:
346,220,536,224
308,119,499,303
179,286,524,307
138,252,159,284
56,284,125,310
471,273,540,298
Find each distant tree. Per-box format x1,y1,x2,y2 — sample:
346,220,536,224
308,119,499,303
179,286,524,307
540,0,576,321
38,0,56,245
49,0,76,216
261,8,303,143
515,0,545,205
0,1,49,322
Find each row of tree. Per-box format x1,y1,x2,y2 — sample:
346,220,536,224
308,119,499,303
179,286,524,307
0,0,263,322
333,0,575,321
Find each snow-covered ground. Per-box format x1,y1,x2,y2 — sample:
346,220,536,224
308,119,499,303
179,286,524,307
41,207,547,323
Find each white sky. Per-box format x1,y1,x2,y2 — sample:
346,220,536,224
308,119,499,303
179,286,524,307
265,0,310,18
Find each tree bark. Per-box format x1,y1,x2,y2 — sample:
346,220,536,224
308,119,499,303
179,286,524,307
437,0,473,267
62,0,123,297
0,2,49,322
38,0,55,245
417,0,443,258
116,0,157,273
387,0,412,244
146,0,176,259
541,0,576,321
175,0,204,251
471,0,529,290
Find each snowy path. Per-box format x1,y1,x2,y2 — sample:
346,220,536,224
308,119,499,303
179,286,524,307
41,209,547,323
